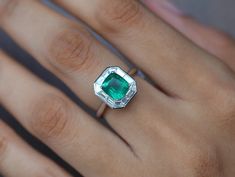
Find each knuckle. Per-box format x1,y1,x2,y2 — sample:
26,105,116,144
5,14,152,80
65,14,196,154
49,28,94,73
215,88,235,129
30,93,72,140
218,87,235,113
201,73,235,104
187,145,223,177
198,73,235,132
97,0,142,32
207,79,235,115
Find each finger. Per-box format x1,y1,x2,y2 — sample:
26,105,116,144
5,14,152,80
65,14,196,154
0,120,71,177
142,0,235,71
0,0,127,109
0,52,136,177
50,0,233,99
0,0,167,150
51,0,231,98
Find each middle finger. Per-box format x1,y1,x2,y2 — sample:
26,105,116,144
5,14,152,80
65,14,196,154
54,0,233,100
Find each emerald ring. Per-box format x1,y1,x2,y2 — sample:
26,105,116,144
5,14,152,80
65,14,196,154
94,66,137,111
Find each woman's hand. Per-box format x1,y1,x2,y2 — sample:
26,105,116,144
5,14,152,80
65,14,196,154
0,0,235,177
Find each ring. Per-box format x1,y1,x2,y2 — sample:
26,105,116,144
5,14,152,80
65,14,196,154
94,66,138,118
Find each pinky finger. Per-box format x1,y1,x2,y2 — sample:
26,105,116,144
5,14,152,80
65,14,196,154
0,120,71,177
142,0,235,71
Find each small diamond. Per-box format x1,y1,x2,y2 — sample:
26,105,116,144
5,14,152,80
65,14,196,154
94,66,137,109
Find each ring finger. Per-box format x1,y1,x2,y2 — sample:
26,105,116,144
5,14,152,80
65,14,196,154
0,0,168,151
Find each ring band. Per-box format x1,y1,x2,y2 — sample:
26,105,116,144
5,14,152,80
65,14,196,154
94,67,138,118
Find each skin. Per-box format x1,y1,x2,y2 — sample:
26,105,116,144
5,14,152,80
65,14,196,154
0,0,235,176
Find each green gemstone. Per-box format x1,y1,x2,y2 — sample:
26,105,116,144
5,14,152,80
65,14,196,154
102,73,129,100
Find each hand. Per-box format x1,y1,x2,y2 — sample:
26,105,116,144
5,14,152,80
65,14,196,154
0,0,235,177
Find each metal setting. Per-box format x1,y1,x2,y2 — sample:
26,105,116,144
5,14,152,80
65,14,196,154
94,66,137,109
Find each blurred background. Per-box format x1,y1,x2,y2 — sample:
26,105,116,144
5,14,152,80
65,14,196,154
0,0,234,176
174,0,235,37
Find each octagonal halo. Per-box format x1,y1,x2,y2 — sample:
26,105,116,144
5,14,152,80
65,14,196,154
94,66,137,109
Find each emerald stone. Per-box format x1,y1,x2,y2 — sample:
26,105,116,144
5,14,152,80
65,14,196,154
102,73,129,100
94,66,137,109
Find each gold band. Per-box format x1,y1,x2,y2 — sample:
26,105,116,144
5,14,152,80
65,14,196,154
96,68,137,118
